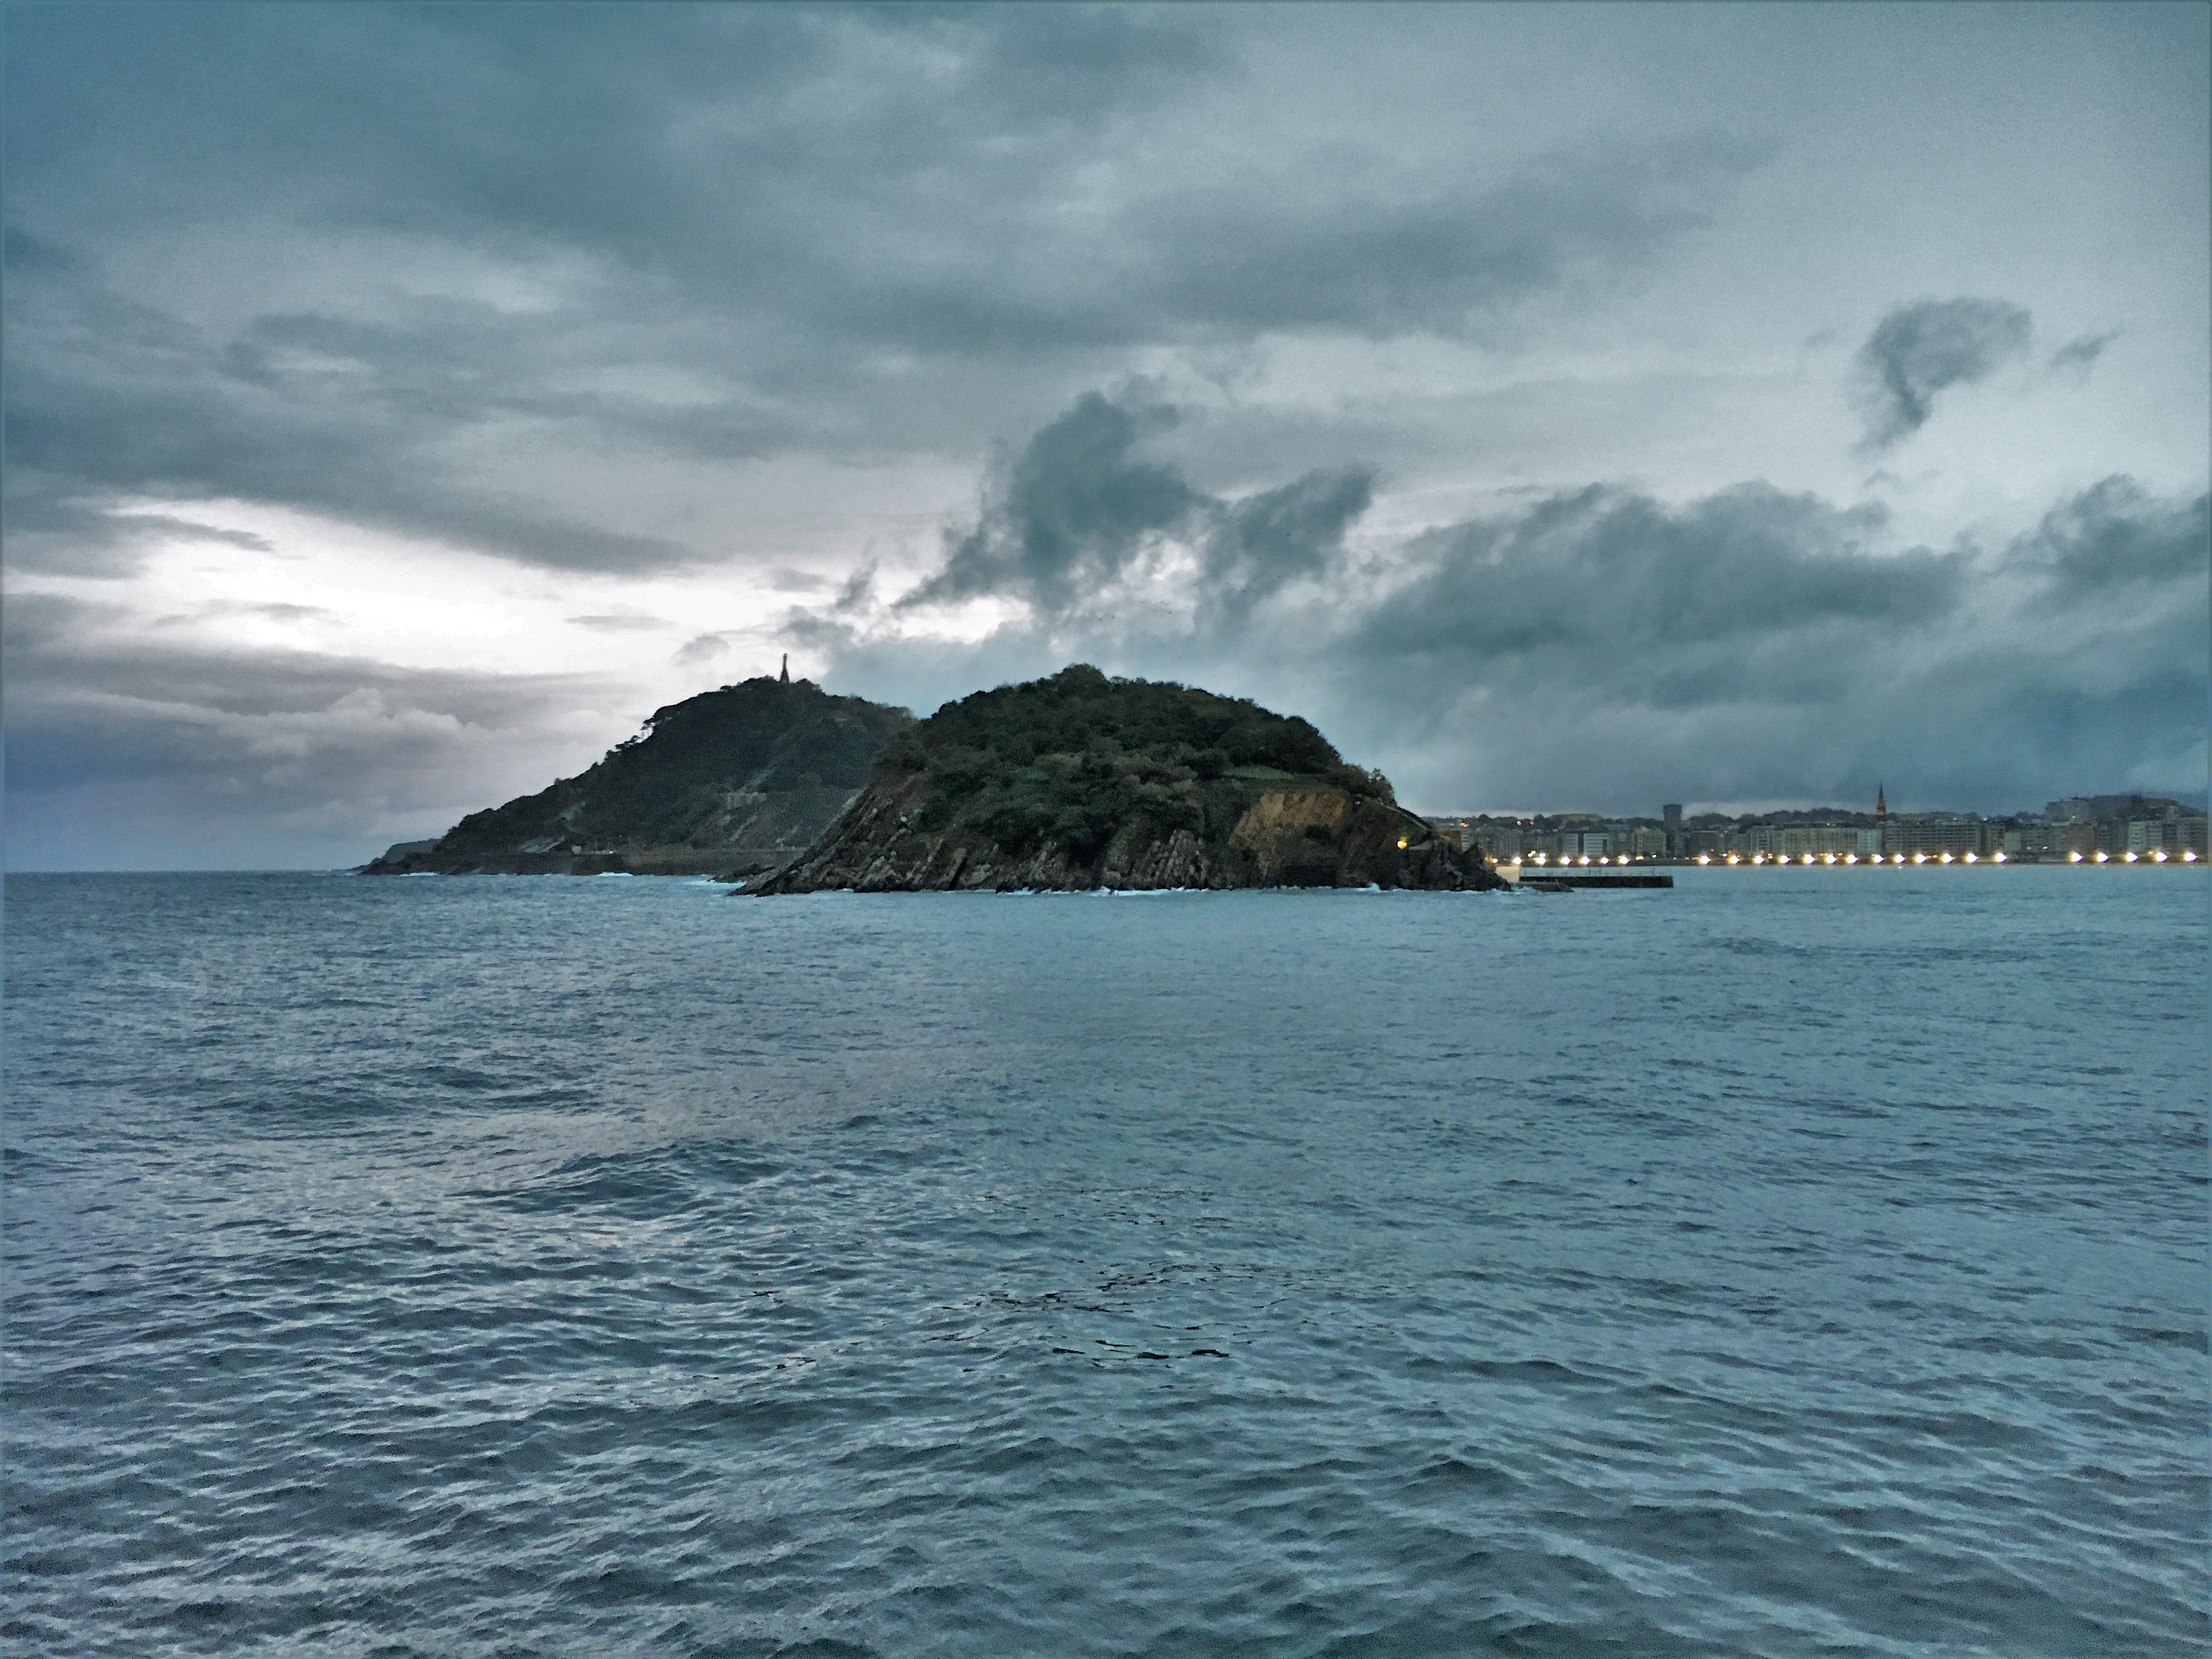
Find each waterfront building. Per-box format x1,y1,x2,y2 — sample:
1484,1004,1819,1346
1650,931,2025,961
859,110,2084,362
1881,819,1988,857
1777,826,1880,856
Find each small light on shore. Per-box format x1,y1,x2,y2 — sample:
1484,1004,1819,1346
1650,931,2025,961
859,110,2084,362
1992,851,2005,863
1697,854,1711,865
1913,853,1927,864
2069,850,2084,863
1963,851,1977,864
2123,850,2138,863
1844,854,1857,864
2186,850,2199,862
2094,850,2109,863
2153,849,2168,862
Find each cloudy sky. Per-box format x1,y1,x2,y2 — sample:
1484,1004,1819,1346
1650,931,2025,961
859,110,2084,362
6,3,2206,868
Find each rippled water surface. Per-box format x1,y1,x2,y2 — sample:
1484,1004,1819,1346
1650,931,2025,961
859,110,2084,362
5,869,2207,1656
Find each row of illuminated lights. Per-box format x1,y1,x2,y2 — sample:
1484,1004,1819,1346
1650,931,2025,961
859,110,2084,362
1512,854,1652,866
1508,849,2198,867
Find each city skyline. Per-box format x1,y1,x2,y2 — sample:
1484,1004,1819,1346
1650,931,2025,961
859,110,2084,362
1434,789,2209,867
1426,787,2210,824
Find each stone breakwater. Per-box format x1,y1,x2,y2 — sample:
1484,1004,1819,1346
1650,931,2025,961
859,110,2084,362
748,780,1502,893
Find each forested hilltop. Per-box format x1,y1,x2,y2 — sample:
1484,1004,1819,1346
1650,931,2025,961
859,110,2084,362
365,676,912,876
751,665,1499,893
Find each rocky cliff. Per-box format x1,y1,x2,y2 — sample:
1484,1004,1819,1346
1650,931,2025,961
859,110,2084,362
364,675,913,876
748,666,1501,893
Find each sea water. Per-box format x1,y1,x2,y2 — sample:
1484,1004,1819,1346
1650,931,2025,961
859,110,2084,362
4,868,2205,1657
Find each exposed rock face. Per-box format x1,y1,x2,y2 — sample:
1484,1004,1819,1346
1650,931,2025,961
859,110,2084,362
363,676,912,876
749,666,1502,893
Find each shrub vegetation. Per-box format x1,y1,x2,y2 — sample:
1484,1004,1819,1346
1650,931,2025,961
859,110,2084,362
890,665,1395,859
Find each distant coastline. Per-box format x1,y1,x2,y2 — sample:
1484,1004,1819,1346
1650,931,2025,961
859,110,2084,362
1430,793,2208,867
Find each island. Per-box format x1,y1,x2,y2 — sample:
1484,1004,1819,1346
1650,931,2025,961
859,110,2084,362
747,665,1502,893
364,672,913,877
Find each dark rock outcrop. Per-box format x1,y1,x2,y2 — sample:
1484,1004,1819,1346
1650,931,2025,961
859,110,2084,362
748,665,1502,893
364,676,913,876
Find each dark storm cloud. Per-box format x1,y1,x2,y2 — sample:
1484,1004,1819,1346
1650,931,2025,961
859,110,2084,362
2015,474,2210,596
1346,485,1960,707
804,397,2205,811
4,8,1758,575
1853,296,2035,450
900,391,1375,620
1201,467,1375,622
904,394,1201,611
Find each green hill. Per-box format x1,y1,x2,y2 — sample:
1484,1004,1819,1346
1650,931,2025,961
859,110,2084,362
751,665,1499,892
366,675,913,876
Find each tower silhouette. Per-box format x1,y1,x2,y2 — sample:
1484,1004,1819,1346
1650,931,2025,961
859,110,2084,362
780,653,789,684
1875,783,1887,821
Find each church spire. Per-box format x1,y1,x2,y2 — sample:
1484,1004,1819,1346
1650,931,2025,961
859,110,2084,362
780,653,789,684
1875,783,1887,821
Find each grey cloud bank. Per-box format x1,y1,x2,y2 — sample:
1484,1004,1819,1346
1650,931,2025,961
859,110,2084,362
3,591,620,871
800,391,2207,819
3,4,2204,867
